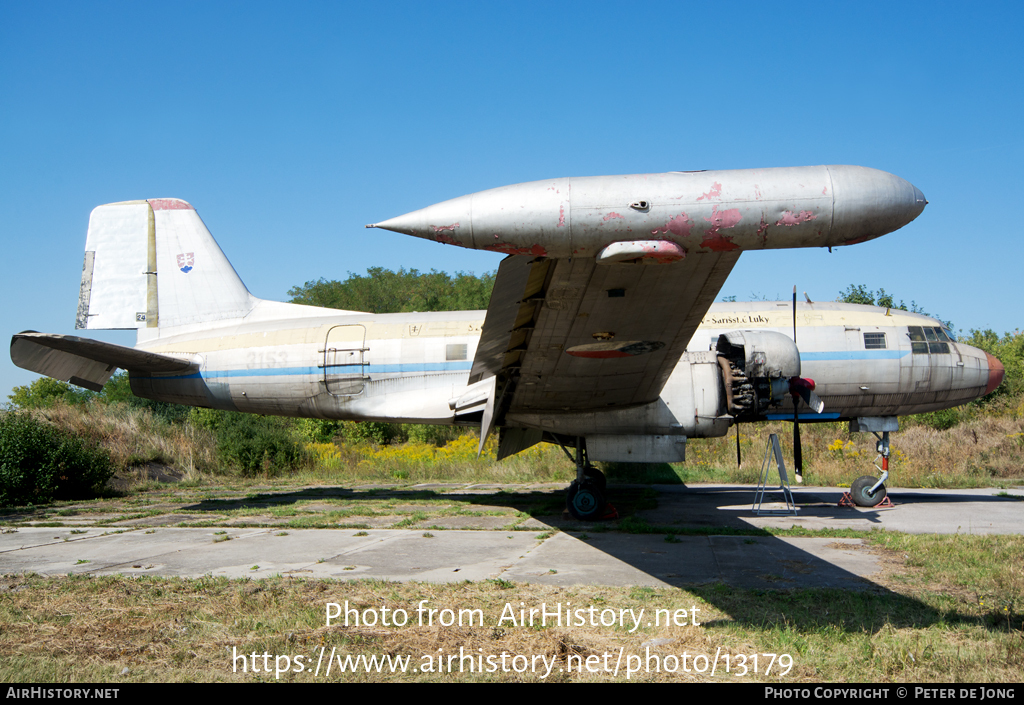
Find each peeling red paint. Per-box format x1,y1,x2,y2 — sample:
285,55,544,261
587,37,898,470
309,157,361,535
637,241,685,263
596,240,685,264
431,223,460,232
756,215,769,242
754,185,762,200
775,210,817,226
704,206,742,229
148,198,193,211
603,212,625,221
485,242,548,256
651,212,693,238
822,186,828,195
435,232,459,245
558,204,566,227
843,234,871,245
700,206,743,252
696,182,722,201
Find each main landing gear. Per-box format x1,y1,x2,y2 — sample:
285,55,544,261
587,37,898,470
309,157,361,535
848,430,891,507
559,438,613,521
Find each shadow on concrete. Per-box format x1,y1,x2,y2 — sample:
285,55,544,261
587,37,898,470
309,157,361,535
171,483,1016,634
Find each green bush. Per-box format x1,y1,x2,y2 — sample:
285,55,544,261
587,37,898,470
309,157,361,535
962,329,1024,402
403,423,467,447
189,409,306,476
99,372,192,423
7,378,94,409
338,420,403,446
912,407,964,431
0,412,113,506
295,418,342,443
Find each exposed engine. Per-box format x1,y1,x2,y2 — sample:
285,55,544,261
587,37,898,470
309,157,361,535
716,330,801,420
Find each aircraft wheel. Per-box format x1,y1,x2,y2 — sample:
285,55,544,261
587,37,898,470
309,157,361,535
566,481,606,521
850,475,887,507
582,465,606,492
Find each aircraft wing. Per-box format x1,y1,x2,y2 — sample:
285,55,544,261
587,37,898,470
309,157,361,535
470,252,740,414
11,331,198,392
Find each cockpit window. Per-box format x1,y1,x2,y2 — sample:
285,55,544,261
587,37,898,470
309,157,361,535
864,332,887,349
908,326,954,354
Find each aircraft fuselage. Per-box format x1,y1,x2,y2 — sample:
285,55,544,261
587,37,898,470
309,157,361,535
129,299,1000,449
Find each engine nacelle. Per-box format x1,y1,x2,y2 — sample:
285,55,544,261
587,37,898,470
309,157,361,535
716,330,801,418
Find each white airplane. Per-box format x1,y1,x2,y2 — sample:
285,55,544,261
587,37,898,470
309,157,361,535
10,167,1004,519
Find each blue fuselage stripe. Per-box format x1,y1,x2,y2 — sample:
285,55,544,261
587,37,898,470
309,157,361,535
800,350,907,360
186,361,474,380
162,350,901,382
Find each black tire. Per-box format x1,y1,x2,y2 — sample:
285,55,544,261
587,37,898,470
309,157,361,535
850,475,887,507
566,481,606,521
582,465,606,492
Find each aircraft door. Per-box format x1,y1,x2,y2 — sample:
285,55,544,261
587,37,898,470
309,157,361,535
923,327,953,399
901,327,931,395
322,325,368,396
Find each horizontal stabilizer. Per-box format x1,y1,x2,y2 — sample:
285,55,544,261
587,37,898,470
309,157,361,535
11,331,198,392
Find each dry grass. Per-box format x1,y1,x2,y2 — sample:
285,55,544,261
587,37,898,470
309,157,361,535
685,415,1024,489
29,403,219,477
16,398,1024,497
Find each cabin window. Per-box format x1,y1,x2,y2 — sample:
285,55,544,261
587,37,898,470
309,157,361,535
446,343,468,361
863,332,887,349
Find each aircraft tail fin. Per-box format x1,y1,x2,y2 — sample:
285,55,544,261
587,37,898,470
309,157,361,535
76,199,253,332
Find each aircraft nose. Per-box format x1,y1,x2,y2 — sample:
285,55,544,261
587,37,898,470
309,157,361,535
910,184,928,219
985,352,1005,396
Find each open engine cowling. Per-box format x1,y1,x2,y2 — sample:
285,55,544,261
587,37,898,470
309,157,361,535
716,330,801,419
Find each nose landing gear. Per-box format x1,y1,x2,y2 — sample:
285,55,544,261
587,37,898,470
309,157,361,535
846,430,892,508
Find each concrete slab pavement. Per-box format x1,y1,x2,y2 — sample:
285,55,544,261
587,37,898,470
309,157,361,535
1,484,1020,588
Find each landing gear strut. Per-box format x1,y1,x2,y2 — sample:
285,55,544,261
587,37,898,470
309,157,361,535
560,438,610,521
850,431,890,507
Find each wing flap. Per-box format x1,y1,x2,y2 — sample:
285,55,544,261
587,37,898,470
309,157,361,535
11,332,198,392
469,255,552,384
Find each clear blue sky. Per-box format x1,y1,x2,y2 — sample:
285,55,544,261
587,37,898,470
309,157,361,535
2,0,1022,396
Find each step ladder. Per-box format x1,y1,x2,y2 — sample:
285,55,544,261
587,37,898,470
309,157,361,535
752,433,798,516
